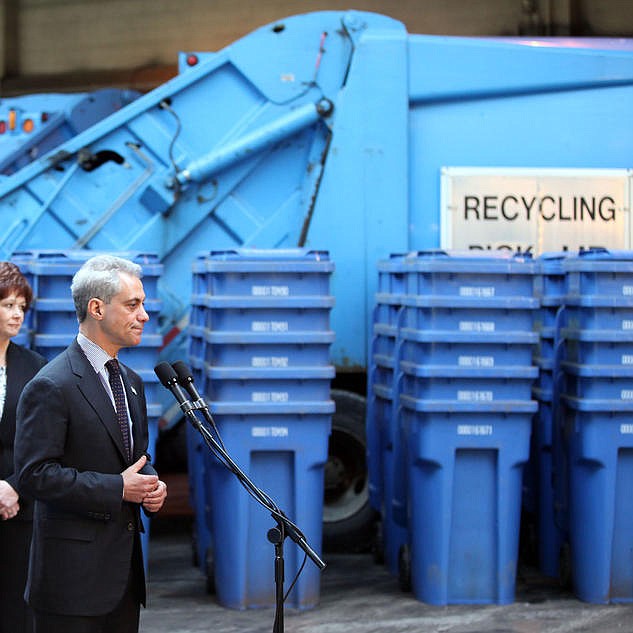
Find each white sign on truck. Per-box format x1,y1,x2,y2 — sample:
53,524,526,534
440,168,632,255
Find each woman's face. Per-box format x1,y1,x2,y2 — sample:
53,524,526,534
0,292,27,342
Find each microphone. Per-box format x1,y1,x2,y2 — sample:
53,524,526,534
154,361,194,414
172,360,206,409
171,360,226,450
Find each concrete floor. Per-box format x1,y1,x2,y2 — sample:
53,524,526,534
139,517,633,633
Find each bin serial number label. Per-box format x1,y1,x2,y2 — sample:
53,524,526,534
458,355,494,367
459,286,495,297
252,392,289,402
459,321,495,332
251,356,289,368
252,427,289,437
457,425,493,436
252,285,290,296
252,321,289,332
457,390,494,401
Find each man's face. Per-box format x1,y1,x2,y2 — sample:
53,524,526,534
99,272,148,350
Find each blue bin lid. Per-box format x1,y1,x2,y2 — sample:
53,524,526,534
536,251,568,274
199,248,329,261
561,326,633,342
377,252,413,273
399,392,538,413
533,355,554,371
373,322,398,338
398,294,538,309
532,385,553,402
207,400,335,415
563,248,633,272
33,332,75,346
24,250,161,274
561,394,633,411
372,383,394,401
205,365,335,379
399,359,538,379
196,248,334,273
561,360,633,377
400,326,539,344
402,249,537,274
372,353,396,369
563,294,633,308
202,295,334,308
202,329,335,344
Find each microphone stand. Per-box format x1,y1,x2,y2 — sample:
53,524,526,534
268,524,285,633
179,397,326,632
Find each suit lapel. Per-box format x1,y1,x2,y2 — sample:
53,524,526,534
68,340,130,463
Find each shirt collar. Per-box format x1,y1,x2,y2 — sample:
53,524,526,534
77,332,115,375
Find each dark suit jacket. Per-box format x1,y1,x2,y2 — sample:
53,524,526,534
0,341,47,522
14,338,156,617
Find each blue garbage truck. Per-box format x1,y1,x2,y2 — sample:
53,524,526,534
0,10,631,557
0,88,140,175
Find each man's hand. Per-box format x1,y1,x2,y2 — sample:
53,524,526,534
142,479,167,513
121,455,159,503
0,480,20,520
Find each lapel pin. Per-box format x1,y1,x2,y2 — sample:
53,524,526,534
131,386,138,395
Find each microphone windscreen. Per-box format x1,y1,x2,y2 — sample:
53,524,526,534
172,360,193,384
154,361,177,386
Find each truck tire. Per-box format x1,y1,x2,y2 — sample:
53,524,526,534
322,389,377,552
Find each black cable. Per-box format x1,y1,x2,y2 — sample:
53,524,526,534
159,99,182,194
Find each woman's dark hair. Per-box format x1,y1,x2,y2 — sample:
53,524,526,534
0,262,33,310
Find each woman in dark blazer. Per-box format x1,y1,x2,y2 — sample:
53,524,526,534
0,262,46,633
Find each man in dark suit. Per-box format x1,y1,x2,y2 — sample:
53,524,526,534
14,254,167,633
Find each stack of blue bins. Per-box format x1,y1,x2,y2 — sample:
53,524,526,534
12,250,164,567
556,248,633,603
366,254,409,575
393,250,539,605
185,261,214,581
532,253,567,578
188,248,335,610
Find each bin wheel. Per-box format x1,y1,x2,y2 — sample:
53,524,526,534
323,390,376,552
371,519,384,565
398,544,412,592
558,542,572,590
205,547,215,595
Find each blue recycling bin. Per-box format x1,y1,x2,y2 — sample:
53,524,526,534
554,249,633,603
562,396,633,603
367,380,408,576
401,395,536,605
203,404,332,610
367,254,410,574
